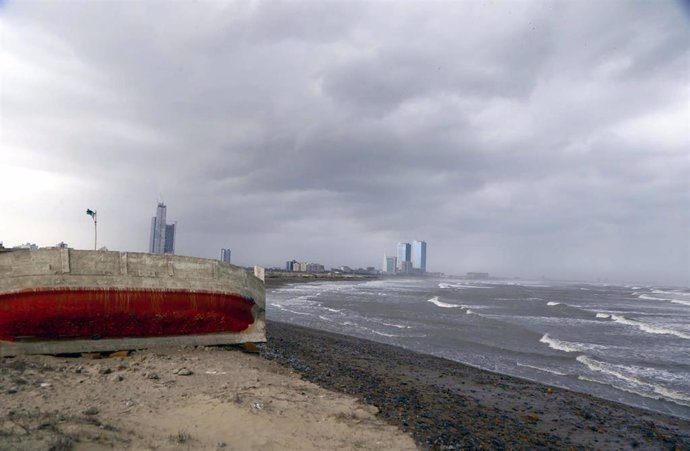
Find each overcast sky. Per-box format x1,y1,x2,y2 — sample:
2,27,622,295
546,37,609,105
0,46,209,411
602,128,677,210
1,1,688,285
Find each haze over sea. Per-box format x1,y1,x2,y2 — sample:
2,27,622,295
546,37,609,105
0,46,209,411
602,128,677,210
268,279,690,419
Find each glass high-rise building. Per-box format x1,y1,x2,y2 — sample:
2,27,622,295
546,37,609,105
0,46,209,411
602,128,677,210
220,248,231,264
396,242,411,271
412,240,427,272
149,202,176,254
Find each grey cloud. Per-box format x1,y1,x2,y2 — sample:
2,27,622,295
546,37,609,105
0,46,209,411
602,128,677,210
1,0,688,285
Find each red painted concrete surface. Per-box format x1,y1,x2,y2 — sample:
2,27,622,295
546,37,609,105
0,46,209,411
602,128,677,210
0,288,256,341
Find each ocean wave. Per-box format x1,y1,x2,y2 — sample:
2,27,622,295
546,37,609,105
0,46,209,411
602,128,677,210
595,313,611,319
609,315,690,339
517,362,567,376
546,301,562,306
539,334,605,353
651,290,690,306
323,307,342,313
427,296,461,308
638,294,669,302
371,330,399,337
576,356,690,406
381,322,412,329
438,282,492,289
672,299,690,306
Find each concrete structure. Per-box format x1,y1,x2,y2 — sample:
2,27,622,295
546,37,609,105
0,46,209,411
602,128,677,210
149,203,176,254
400,261,413,274
412,240,427,273
220,248,232,264
0,249,265,356
382,255,397,274
397,242,411,271
306,263,325,273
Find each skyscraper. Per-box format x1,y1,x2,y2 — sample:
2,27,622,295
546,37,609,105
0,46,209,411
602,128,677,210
412,240,427,272
382,254,397,274
149,202,176,254
220,248,232,264
396,242,411,271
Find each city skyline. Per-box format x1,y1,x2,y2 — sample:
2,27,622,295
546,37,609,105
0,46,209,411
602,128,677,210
1,1,687,285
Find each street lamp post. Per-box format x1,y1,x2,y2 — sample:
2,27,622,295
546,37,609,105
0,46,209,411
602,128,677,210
86,209,97,250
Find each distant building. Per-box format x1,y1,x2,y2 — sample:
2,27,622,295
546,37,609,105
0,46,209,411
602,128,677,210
164,224,176,254
467,272,489,280
306,263,325,273
412,240,427,272
400,261,413,273
14,243,38,251
149,203,176,254
286,260,297,271
382,255,397,274
397,242,411,271
220,248,232,264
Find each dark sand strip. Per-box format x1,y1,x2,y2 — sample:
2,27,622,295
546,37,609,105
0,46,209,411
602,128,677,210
260,321,690,450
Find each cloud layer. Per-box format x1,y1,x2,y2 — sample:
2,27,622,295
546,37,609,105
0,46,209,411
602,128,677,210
1,1,688,284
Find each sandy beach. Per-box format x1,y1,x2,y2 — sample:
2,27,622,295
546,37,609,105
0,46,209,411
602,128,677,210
0,340,415,450
2,320,689,450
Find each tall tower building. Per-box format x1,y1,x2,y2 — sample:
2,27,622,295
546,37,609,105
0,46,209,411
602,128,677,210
397,242,411,272
412,240,427,272
220,248,232,264
149,202,176,254
382,254,397,274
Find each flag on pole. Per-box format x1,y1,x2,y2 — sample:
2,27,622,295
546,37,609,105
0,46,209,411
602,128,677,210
86,209,95,217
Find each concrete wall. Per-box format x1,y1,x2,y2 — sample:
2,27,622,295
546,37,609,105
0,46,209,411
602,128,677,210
0,249,266,355
1,249,263,302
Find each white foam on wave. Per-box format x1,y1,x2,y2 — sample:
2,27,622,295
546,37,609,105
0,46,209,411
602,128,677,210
609,315,690,340
371,330,399,337
517,362,567,376
323,307,342,313
672,299,690,306
438,282,492,289
427,296,461,308
381,322,412,329
638,294,669,302
547,301,562,306
576,356,690,406
595,313,611,319
539,334,605,353
651,290,690,306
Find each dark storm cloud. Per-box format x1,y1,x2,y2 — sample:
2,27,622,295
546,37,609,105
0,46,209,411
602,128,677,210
1,0,688,284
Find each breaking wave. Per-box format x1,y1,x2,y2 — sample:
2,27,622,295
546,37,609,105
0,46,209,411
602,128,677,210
609,315,690,340
517,362,567,376
427,296,461,308
595,313,611,319
539,334,605,353
547,301,562,306
576,356,690,407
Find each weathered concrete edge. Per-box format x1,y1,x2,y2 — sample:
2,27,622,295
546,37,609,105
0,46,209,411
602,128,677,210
0,324,266,357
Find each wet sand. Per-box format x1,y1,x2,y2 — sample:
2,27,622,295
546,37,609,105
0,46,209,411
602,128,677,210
261,322,690,450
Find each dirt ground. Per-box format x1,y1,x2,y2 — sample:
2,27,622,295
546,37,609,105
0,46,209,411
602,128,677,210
0,345,416,451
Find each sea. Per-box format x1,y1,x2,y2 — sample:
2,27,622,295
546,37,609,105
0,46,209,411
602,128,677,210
267,278,690,420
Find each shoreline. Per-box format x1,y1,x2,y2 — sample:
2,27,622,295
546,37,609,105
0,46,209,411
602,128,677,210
264,273,378,288
261,321,690,450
